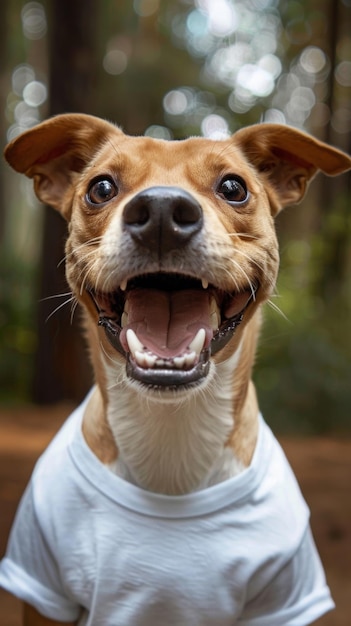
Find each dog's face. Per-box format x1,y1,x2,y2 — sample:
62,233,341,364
65,133,279,390
5,115,351,394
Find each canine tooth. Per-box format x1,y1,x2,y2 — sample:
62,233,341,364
188,328,206,356
120,280,127,291
126,329,144,356
174,355,185,369
121,312,128,328
202,278,209,289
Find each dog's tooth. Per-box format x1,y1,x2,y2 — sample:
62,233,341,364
134,350,157,369
126,329,144,356
211,311,220,331
121,312,128,328
210,295,219,315
202,278,209,290
144,353,157,368
156,358,166,367
188,328,206,356
174,355,185,369
120,280,127,292
185,351,197,367
135,350,146,367
210,297,221,329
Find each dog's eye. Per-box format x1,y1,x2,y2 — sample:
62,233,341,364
87,177,118,205
217,176,248,204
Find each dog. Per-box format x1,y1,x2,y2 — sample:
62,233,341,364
1,114,350,625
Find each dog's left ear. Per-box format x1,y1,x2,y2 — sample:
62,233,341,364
4,113,120,219
234,123,351,213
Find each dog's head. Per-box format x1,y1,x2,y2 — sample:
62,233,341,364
5,115,351,393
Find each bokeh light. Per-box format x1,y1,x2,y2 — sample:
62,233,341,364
23,81,47,107
21,1,47,40
103,50,128,75
133,0,160,17
144,125,173,139
201,113,230,139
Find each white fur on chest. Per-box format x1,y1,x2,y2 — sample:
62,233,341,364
103,348,243,494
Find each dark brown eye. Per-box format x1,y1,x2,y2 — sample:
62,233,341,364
87,177,118,205
217,176,248,204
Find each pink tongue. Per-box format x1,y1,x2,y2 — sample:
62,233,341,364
120,289,214,358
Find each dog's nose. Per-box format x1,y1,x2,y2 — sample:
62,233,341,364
123,186,203,253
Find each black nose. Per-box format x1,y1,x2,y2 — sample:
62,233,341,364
122,186,203,254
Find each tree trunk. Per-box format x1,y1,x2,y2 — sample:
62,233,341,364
0,1,8,246
32,0,98,403
314,0,351,299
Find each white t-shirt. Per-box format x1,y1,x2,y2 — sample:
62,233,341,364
0,392,334,625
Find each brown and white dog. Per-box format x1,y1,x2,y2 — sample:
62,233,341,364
3,115,351,625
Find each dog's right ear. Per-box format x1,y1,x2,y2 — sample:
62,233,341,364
4,114,120,219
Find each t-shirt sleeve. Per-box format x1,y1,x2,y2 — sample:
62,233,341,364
0,482,81,622
238,526,335,625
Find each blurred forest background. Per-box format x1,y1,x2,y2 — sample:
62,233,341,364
0,0,350,434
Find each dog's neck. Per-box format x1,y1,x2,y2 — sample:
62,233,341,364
83,317,260,496
105,348,246,495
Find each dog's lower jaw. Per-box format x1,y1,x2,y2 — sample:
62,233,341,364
98,337,253,495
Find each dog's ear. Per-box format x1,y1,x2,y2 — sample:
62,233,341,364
234,123,351,213
4,114,120,219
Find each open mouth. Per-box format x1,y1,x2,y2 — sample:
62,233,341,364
89,273,256,389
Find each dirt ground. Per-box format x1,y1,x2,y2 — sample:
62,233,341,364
0,405,350,625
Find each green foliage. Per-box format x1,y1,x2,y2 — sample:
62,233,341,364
0,251,37,402
255,193,351,434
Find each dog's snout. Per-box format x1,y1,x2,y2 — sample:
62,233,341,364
123,186,203,252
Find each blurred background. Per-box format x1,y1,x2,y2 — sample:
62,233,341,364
0,3,351,624
0,0,350,434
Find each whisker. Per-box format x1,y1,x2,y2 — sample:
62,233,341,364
224,257,256,298
266,298,290,322
230,248,265,272
60,237,104,267
210,138,236,161
79,262,96,295
101,342,126,390
100,340,119,366
40,292,72,303
70,298,80,325
106,137,123,159
45,296,76,323
226,232,259,240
